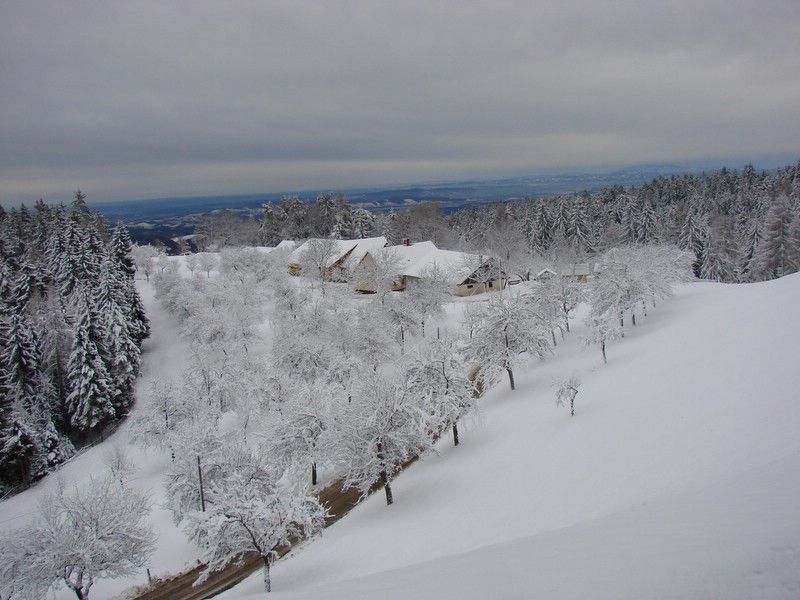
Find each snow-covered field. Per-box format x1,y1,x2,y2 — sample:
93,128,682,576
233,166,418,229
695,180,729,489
2,274,799,599
221,274,800,599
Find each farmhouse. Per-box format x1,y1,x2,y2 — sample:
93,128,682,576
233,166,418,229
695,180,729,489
356,240,507,296
288,236,388,280
534,263,596,283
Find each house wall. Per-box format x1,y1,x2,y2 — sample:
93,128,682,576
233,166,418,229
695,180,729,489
455,278,507,297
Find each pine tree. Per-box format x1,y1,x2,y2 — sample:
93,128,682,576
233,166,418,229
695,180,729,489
94,261,140,413
737,218,762,282
109,222,136,278
0,313,54,485
65,294,116,434
530,200,554,251
756,195,799,279
680,208,709,277
699,226,735,282
637,200,659,244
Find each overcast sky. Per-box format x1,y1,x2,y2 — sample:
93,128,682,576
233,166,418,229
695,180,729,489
1,0,798,204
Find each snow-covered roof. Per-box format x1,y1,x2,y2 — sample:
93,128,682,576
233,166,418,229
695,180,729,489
372,241,439,273
535,268,558,279
275,240,297,251
368,241,486,286
342,237,389,270
290,236,388,269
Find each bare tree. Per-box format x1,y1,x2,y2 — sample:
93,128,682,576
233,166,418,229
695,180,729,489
554,376,581,416
1,476,155,600
299,238,341,294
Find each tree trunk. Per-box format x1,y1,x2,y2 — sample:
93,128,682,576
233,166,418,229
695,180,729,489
197,455,206,512
551,330,557,346
421,319,425,337
570,397,575,417
376,442,393,505
601,341,607,364
452,422,460,446
262,555,271,593
382,473,394,505
507,367,516,390
631,312,636,326
311,462,317,486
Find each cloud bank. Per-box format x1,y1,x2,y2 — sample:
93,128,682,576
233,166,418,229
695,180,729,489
1,0,798,203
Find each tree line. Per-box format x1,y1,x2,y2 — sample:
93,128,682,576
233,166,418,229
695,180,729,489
0,192,149,492
197,161,800,284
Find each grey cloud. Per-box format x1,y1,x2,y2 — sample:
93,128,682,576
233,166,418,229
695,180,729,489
0,0,798,203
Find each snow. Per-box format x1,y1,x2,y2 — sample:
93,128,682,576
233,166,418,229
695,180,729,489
404,247,483,285
3,269,799,599
222,274,800,599
0,280,200,600
370,241,485,286
372,240,439,273
275,240,297,251
289,236,388,268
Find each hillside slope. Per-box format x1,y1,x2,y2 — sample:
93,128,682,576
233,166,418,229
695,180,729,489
225,274,800,599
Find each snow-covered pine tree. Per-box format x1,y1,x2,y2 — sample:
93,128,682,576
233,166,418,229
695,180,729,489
637,200,659,244
699,224,736,282
679,207,709,277
352,207,376,239
94,259,141,412
109,221,136,278
736,217,762,282
0,312,59,485
65,292,116,435
756,195,799,279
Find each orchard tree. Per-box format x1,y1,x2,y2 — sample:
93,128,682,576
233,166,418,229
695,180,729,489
335,372,432,505
582,313,621,364
406,336,476,446
467,293,553,391
554,376,581,417
185,448,326,594
2,476,155,600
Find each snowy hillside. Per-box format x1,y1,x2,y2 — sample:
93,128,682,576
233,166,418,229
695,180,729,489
223,274,800,599
0,282,199,600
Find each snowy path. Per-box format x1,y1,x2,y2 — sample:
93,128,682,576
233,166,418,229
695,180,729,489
0,280,199,600
223,275,800,598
